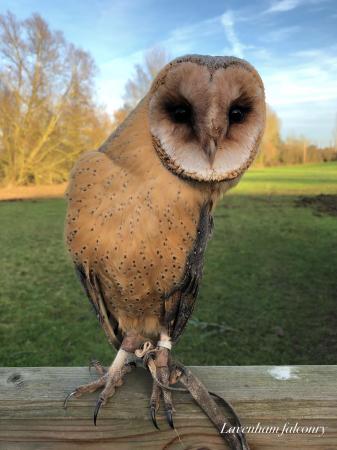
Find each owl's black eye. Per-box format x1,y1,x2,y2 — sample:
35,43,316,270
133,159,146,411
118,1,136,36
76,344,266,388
167,103,192,124
229,106,246,124
173,106,189,122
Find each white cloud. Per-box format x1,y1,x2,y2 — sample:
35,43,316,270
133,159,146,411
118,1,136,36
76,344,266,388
221,11,246,58
265,0,331,14
259,47,337,144
163,17,220,55
266,0,302,13
262,25,301,42
263,48,337,106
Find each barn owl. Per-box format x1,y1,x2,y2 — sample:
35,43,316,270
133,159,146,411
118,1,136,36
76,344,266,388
64,55,265,440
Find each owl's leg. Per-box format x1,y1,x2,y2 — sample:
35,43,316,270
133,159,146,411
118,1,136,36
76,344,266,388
64,331,144,425
148,331,175,429
63,348,131,414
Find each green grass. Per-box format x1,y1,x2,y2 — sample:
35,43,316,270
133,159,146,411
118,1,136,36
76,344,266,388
236,162,337,195
1,162,337,366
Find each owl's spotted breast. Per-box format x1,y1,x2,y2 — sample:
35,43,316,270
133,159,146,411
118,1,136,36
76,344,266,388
66,148,209,338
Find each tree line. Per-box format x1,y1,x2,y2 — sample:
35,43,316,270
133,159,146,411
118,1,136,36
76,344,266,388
0,12,111,186
0,12,336,187
255,108,337,167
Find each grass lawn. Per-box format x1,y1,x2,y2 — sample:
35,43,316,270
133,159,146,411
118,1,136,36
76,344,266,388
0,162,336,366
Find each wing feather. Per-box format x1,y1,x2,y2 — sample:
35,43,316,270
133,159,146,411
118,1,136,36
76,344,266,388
75,264,122,350
165,202,214,343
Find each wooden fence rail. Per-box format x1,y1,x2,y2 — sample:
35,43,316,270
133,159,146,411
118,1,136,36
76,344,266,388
0,366,336,449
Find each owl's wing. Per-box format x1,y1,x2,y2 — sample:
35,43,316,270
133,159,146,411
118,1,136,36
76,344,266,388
75,264,123,350
66,151,124,351
165,202,213,343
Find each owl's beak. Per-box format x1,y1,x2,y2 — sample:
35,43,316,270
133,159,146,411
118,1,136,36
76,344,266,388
203,120,227,165
204,138,217,166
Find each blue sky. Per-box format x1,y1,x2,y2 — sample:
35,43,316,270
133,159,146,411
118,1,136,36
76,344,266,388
2,0,337,146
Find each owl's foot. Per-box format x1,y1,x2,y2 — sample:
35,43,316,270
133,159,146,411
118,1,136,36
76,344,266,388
170,362,250,450
136,338,186,431
63,349,133,425
142,343,250,450
148,346,176,429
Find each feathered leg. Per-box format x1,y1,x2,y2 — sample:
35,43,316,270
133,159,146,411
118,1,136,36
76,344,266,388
146,332,176,429
63,331,144,425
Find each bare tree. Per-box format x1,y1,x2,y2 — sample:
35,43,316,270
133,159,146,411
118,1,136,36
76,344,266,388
111,47,170,129
0,12,111,186
123,47,170,109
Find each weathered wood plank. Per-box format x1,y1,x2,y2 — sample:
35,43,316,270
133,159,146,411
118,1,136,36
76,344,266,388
0,366,336,449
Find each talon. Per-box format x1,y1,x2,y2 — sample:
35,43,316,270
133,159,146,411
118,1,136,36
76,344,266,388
89,359,106,376
93,398,103,426
88,360,98,374
63,390,77,409
165,408,174,429
150,405,160,430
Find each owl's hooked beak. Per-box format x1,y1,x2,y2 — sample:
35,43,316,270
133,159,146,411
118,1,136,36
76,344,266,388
203,121,227,166
204,138,217,165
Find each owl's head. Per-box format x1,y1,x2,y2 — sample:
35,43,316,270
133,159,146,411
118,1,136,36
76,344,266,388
148,55,266,183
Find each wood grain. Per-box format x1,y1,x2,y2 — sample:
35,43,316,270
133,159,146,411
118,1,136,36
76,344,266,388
0,366,336,449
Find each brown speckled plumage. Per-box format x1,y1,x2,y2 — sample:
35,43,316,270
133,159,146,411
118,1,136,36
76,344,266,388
65,55,265,348
65,96,222,345
64,55,265,442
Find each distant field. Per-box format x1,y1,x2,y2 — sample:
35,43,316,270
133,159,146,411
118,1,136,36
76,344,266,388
237,162,337,195
0,162,336,367
0,183,67,201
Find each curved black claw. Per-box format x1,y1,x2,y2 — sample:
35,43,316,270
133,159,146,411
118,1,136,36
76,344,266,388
165,408,174,429
93,398,103,426
63,390,77,410
150,405,160,430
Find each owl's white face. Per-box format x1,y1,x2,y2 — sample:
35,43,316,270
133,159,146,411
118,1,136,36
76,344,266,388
148,55,266,182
